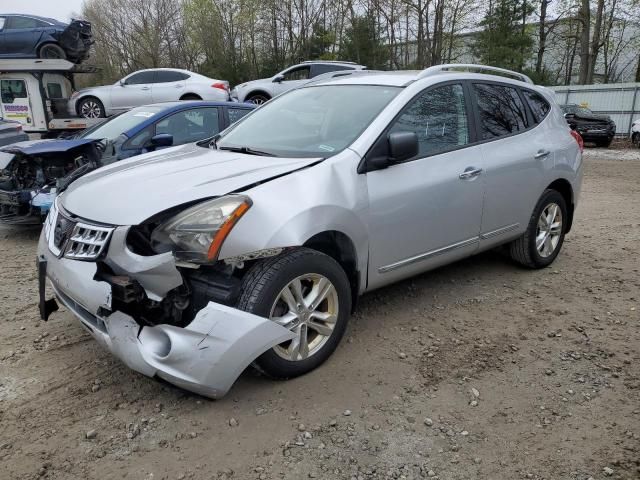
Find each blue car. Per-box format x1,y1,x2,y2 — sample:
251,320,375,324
0,101,255,224
0,14,92,63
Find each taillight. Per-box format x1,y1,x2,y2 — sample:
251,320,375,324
570,130,584,153
211,82,229,91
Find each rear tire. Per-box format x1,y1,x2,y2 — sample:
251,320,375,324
246,93,270,105
180,94,201,101
39,43,66,60
237,248,351,379
632,133,640,148
509,189,567,269
77,97,105,118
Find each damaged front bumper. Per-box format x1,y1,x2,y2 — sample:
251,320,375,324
36,220,295,399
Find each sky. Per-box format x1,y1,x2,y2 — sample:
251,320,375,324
1,0,86,22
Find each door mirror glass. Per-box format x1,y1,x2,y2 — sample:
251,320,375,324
273,75,284,83
149,133,173,148
388,131,418,163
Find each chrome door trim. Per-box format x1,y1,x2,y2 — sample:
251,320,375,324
378,237,479,274
479,223,520,240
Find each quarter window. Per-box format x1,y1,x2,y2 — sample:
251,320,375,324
474,83,528,139
389,83,470,158
522,90,551,123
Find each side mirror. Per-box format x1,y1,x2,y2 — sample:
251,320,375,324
273,75,284,83
148,133,173,149
564,113,575,119
388,131,419,163
119,79,126,86
364,131,419,172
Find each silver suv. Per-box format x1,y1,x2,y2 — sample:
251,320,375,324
37,65,584,398
230,60,366,104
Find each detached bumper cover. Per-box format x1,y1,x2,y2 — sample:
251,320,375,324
37,230,295,398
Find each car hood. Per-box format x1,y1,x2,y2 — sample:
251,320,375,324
1,138,98,155
61,142,321,225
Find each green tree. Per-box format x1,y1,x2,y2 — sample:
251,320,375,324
473,0,534,71
339,15,386,69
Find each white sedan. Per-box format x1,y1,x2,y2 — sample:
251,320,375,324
68,68,230,118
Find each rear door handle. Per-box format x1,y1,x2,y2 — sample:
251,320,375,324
535,150,551,159
459,167,483,180
140,86,150,91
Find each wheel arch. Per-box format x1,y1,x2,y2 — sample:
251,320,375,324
546,178,574,233
75,95,104,115
245,90,271,102
179,93,202,100
303,230,360,312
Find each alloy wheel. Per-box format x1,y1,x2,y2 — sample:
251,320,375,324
269,274,339,361
536,203,563,258
80,101,102,118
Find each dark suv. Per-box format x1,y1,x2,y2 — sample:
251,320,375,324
561,104,616,147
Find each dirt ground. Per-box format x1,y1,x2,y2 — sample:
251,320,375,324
1,148,639,480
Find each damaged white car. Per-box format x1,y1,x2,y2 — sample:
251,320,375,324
38,65,583,398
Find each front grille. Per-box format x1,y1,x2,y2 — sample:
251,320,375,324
64,223,113,260
577,123,608,131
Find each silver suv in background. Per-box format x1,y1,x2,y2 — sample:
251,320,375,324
38,65,583,399
230,60,366,104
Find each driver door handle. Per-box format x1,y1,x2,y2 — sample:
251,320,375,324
141,86,151,91
459,167,483,180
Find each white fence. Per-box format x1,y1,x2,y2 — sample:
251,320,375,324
550,83,640,136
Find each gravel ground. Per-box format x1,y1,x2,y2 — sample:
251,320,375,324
1,147,639,480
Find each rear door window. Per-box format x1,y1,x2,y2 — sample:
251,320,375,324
522,90,551,123
473,83,528,139
228,107,251,124
155,70,190,83
310,64,354,78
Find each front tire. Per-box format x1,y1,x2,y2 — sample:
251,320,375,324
237,248,351,379
77,97,105,118
509,189,567,269
632,133,640,148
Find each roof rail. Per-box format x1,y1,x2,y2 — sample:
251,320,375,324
418,64,533,84
302,60,358,65
304,69,381,84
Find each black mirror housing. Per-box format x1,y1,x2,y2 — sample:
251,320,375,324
388,131,418,163
149,133,173,149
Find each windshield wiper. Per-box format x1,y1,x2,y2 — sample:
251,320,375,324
218,146,276,157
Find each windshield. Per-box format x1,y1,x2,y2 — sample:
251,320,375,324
80,105,165,140
217,85,401,157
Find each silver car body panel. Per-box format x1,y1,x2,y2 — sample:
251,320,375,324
230,61,366,103
38,231,295,399
68,68,229,117
39,69,583,397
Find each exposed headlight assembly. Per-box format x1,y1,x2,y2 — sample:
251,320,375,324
151,195,252,264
